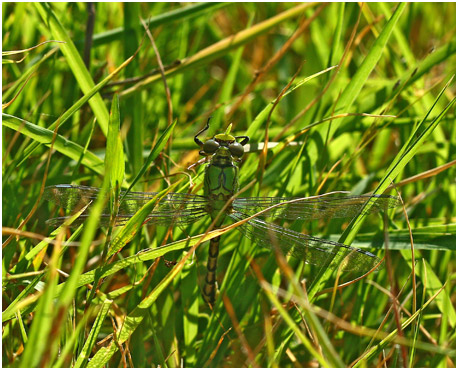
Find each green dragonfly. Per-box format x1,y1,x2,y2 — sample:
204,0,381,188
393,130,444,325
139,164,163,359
44,121,400,304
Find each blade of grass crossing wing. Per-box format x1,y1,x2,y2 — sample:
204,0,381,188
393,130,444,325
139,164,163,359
34,2,109,135
57,181,111,306
107,179,183,257
308,80,455,299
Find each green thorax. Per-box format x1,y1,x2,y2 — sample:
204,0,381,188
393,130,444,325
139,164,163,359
204,146,239,222
196,123,248,224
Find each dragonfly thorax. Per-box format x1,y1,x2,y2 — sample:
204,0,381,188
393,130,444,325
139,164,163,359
203,146,239,222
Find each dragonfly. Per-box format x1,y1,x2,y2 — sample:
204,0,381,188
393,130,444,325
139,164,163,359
44,120,400,304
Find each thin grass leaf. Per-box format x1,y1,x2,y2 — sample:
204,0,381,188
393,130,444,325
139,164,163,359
34,2,110,135
87,231,226,367
91,2,229,47
2,47,59,102
402,252,456,328
56,181,110,306
74,299,112,368
331,3,407,118
309,80,455,299
260,282,339,367
107,182,181,257
11,50,136,174
353,282,455,366
121,119,177,199
18,234,61,367
2,114,104,175
106,94,125,194
120,3,313,97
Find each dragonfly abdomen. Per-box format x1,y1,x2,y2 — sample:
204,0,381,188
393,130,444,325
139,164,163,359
203,235,220,304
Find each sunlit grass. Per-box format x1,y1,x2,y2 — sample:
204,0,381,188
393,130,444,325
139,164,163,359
2,2,455,367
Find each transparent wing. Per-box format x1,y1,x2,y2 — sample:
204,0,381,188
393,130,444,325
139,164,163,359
233,193,400,221
44,184,208,227
229,211,382,273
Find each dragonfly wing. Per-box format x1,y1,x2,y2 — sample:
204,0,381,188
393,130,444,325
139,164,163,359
228,211,382,273
44,184,208,227
233,193,400,221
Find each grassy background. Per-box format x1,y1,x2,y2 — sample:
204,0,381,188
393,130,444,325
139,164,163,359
2,2,456,367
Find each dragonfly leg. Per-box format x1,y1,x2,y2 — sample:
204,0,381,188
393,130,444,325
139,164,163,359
234,135,249,146
194,117,212,147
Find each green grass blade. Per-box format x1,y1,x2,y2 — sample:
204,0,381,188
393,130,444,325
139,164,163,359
10,51,135,175
262,283,343,367
2,114,104,174
120,3,313,97
121,119,177,198
309,78,455,298
56,181,110,306
74,299,112,368
34,2,109,135
106,94,125,192
107,183,181,257
91,2,229,47
327,3,407,135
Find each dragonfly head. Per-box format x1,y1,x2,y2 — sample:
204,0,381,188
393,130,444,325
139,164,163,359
195,120,249,160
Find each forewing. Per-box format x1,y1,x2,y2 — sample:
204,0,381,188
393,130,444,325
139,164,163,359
44,184,208,227
229,211,381,273
233,193,400,221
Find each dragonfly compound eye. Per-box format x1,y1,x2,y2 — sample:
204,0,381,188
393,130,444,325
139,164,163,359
203,139,220,154
228,142,244,157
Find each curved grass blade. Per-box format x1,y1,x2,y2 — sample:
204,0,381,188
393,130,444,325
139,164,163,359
120,3,313,97
331,3,407,119
2,114,104,175
107,180,184,257
34,2,109,135
308,78,456,298
122,119,177,198
74,299,112,368
91,3,229,47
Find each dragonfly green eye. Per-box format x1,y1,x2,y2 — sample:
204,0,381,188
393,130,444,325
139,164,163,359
203,139,219,154
228,142,244,157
